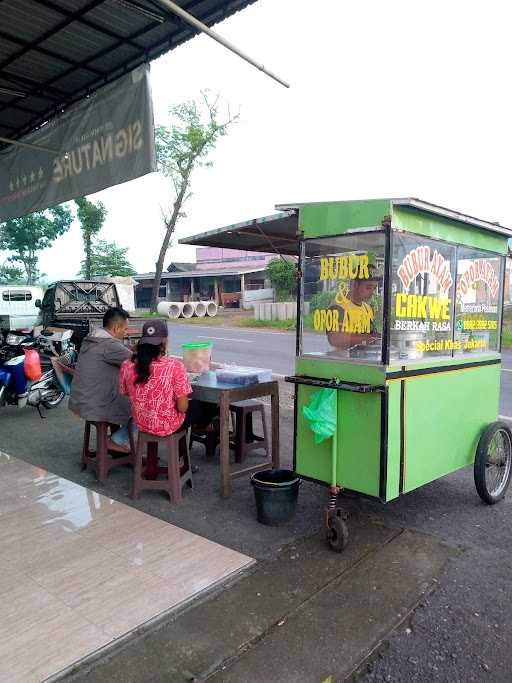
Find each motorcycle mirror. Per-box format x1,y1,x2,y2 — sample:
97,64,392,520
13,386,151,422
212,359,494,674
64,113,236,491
35,299,42,308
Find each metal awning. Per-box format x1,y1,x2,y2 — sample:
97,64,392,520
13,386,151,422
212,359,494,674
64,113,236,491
179,211,300,256
135,265,267,280
0,0,256,146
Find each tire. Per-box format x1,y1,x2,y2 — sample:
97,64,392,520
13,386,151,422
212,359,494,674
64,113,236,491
42,384,65,409
326,512,349,552
474,421,512,504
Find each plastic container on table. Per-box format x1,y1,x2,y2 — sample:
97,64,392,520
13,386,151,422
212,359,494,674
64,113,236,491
181,341,213,373
215,366,272,386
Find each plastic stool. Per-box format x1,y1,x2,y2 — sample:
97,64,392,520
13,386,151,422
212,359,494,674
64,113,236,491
81,420,135,482
131,430,192,503
229,400,269,464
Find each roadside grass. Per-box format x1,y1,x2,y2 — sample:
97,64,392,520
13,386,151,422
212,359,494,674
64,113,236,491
237,317,296,331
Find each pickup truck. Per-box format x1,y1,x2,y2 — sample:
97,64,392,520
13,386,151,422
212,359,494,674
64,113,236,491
35,280,143,349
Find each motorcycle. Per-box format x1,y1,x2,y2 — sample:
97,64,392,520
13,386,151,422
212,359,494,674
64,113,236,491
0,328,76,415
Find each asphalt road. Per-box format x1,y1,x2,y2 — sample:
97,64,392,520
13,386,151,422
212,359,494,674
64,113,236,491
167,322,297,376
168,323,512,416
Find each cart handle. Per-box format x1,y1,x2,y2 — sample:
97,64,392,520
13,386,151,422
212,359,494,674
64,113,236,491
285,375,385,394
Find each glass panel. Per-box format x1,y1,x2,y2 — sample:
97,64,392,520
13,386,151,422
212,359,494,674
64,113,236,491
454,248,502,354
390,234,456,362
2,290,32,302
302,233,385,363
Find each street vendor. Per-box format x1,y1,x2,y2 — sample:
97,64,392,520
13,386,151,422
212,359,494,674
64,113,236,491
326,264,381,352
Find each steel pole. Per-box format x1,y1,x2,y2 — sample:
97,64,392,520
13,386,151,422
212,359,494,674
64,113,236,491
0,136,59,154
154,0,290,88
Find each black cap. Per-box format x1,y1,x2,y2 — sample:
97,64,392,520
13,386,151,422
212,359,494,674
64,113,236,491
140,319,168,345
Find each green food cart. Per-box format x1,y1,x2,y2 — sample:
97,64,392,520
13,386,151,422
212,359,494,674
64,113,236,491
285,198,512,551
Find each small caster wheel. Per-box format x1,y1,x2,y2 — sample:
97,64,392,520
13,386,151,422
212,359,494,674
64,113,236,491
326,510,349,553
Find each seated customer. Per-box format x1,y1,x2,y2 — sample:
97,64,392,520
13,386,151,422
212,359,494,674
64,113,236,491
69,307,133,450
120,320,192,440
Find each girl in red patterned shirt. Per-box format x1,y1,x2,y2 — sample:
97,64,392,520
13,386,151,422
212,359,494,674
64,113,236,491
120,319,192,438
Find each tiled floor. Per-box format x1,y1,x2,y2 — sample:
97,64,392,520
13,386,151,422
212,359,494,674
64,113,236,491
0,452,253,683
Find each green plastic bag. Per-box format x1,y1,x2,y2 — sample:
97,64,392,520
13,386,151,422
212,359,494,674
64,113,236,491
303,388,337,444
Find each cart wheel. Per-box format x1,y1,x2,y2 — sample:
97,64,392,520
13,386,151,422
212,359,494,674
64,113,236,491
326,512,349,552
474,421,512,505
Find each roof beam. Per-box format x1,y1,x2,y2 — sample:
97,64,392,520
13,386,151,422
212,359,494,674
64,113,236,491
0,69,69,101
35,0,147,51
0,0,108,74
0,98,45,117
0,29,105,77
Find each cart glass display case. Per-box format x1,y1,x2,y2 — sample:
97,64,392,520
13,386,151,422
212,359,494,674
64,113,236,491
302,232,386,363
300,229,505,367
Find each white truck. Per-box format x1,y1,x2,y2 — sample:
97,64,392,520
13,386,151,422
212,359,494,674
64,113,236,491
0,286,44,333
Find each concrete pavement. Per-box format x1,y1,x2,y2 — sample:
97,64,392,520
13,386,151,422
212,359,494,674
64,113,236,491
4,327,512,680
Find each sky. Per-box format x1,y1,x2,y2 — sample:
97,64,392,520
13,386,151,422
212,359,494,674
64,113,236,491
9,0,512,280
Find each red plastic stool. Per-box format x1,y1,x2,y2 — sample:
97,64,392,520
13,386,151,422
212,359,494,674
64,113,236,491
131,430,193,503
81,420,135,482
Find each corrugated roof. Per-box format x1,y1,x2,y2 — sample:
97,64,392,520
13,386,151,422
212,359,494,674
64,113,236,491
0,0,257,146
180,211,300,255
135,265,267,280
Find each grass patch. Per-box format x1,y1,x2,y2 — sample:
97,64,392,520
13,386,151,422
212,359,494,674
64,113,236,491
235,314,319,332
237,317,296,331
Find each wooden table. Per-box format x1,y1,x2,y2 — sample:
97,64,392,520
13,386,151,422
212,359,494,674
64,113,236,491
190,373,280,497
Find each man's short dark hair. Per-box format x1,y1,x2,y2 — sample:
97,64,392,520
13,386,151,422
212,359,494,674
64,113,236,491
103,307,130,329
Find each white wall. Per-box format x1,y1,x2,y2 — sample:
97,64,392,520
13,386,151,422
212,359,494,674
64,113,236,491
242,287,274,310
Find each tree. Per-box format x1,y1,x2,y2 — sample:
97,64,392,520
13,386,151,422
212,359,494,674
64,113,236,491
267,258,296,301
75,197,107,279
79,239,136,278
150,92,237,312
0,263,24,285
0,205,72,284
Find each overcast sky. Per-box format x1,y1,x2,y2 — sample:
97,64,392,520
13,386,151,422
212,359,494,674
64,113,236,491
20,0,512,280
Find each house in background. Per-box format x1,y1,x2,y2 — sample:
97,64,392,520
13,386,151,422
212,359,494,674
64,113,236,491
135,247,278,309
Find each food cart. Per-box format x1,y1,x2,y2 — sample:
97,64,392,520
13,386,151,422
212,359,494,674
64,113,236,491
285,198,512,551
180,198,512,551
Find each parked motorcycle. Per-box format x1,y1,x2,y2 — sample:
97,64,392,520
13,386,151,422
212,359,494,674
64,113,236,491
0,329,76,415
